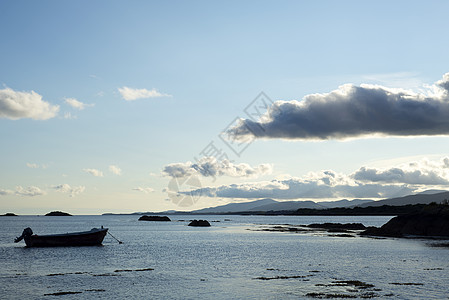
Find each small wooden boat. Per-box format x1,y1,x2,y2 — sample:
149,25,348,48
14,227,108,247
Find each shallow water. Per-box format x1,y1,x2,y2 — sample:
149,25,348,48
1,215,449,299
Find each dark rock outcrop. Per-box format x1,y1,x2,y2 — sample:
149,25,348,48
188,220,211,227
1,213,17,216
45,211,72,216
306,223,366,231
138,215,171,221
361,205,449,238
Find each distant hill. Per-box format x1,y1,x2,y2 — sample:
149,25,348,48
45,211,72,216
104,191,449,215
416,189,448,195
192,198,277,213
359,191,449,207
318,199,374,208
191,198,373,214
247,200,325,211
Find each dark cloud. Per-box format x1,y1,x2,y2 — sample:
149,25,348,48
228,73,449,140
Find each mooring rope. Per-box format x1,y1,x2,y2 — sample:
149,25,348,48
107,231,123,244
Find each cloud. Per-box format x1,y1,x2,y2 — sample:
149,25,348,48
0,88,59,120
26,163,48,169
0,189,14,196
118,87,171,101
162,157,273,178
15,186,46,197
53,184,85,197
227,73,449,141
181,157,449,200
83,168,104,177
184,173,413,200
133,187,155,193
64,112,77,119
64,98,94,110
109,165,122,175
353,157,449,185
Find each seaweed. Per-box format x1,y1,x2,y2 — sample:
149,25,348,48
44,291,82,296
254,275,307,280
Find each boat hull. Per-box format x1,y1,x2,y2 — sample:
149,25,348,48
24,228,108,247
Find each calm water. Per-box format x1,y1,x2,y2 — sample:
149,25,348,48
1,215,449,299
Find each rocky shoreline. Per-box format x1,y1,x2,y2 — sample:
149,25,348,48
361,204,449,238
256,204,449,241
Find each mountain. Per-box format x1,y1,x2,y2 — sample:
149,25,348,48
318,199,374,208
359,191,449,207
416,189,448,195
247,200,326,211
191,198,369,214
192,198,277,213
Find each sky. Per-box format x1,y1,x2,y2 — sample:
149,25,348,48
1,1,449,214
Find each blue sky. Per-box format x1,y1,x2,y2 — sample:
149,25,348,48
1,1,449,214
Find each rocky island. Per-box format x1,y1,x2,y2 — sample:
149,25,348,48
188,220,211,227
138,215,171,221
1,213,17,216
45,211,72,216
361,204,449,238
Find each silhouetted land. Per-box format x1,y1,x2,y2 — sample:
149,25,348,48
138,215,171,221
45,211,72,216
188,220,211,227
232,204,428,216
361,203,449,238
0,213,17,216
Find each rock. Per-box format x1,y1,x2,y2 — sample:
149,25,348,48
45,211,72,216
361,204,449,238
306,223,366,231
188,219,211,227
138,215,171,221
1,213,17,216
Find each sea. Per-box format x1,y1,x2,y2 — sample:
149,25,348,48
1,214,448,299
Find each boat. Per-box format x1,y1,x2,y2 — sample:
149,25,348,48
14,227,108,247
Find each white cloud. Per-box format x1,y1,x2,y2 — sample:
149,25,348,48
184,174,413,200
227,72,449,141
15,186,46,197
353,157,449,185
64,98,94,110
26,163,48,169
162,157,273,178
64,112,77,119
182,156,449,200
361,72,424,90
118,86,171,101
83,168,104,177
0,88,59,120
133,187,155,193
0,189,14,196
109,165,122,175
53,184,85,197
